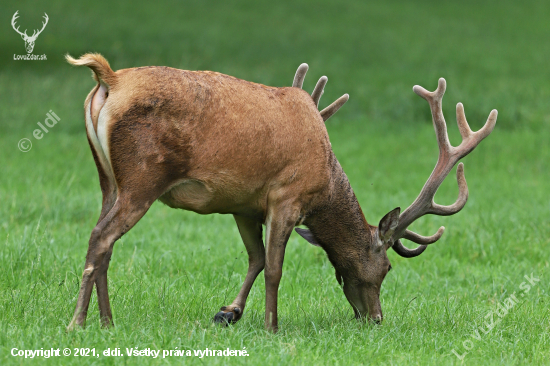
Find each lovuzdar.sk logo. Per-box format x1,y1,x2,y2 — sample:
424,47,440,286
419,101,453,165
12,10,48,61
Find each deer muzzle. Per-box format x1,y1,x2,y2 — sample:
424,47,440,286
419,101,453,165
342,281,384,323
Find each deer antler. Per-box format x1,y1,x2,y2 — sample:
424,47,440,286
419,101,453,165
11,11,28,38
292,63,349,121
391,78,497,258
29,13,49,40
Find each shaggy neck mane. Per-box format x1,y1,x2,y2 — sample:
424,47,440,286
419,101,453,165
304,153,373,269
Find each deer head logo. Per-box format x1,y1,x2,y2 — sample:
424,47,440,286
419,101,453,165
11,11,49,54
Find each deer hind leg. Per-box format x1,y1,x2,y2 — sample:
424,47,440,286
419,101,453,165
86,138,118,327
67,192,155,331
92,194,118,327
95,246,114,327
214,215,265,325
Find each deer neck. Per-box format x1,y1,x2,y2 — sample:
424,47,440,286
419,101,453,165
304,154,373,268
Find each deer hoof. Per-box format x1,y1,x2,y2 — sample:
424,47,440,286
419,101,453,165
213,306,242,325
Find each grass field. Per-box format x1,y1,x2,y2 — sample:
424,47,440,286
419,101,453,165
1,0,550,364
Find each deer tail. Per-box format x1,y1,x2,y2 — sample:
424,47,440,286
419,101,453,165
65,53,117,86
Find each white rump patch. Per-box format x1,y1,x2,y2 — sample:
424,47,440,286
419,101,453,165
85,101,114,183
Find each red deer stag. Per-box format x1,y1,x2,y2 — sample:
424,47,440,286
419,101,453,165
66,54,496,332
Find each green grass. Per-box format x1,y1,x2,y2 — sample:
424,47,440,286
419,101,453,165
1,0,550,364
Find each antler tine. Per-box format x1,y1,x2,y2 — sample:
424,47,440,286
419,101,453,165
32,13,49,38
455,103,498,156
455,103,472,140
403,226,445,244
311,76,327,107
430,162,468,215
413,78,452,154
391,78,497,258
320,94,349,122
41,13,49,29
293,63,309,88
11,10,28,37
11,10,19,24
392,240,427,258
413,77,446,99
291,64,349,121
474,108,498,141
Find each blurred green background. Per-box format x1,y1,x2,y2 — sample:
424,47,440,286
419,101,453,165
1,0,549,365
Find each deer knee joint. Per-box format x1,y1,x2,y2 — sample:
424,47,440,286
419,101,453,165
265,268,282,283
250,256,265,270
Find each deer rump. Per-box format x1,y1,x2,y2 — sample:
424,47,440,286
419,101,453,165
83,60,332,221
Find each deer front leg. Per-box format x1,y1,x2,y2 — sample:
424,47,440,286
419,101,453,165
214,215,265,325
264,203,300,332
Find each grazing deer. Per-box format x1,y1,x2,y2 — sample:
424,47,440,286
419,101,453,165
66,54,496,332
11,11,48,54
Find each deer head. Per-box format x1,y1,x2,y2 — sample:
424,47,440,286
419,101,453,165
11,11,49,54
296,78,497,322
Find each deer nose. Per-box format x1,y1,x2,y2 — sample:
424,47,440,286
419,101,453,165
372,314,383,324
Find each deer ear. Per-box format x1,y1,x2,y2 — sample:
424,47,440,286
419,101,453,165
295,228,321,247
378,207,400,242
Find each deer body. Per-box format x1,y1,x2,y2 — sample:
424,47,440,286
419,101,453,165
67,54,496,332
95,65,332,218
